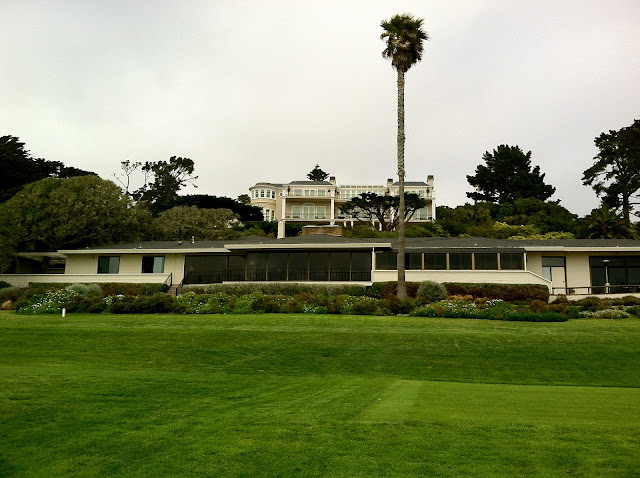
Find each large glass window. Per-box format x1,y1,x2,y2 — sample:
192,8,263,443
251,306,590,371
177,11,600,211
309,252,330,281
351,252,372,281
292,206,302,218
501,253,524,270
406,253,422,270
268,252,288,281
98,256,120,274
449,253,472,270
424,253,446,270
289,252,308,281
590,256,640,293
474,253,498,270
330,252,351,281
375,252,397,270
247,253,268,281
142,256,164,273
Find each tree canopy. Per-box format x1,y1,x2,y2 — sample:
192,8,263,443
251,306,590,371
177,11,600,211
582,119,640,223
466,145,556,204
134,156,198,212
339,192,427,232
176,194,263,222
0,176,150,268
307,165,329,181
149,206,238,241
0,135,95,203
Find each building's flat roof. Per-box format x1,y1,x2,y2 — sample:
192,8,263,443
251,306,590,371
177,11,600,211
57,236,640,255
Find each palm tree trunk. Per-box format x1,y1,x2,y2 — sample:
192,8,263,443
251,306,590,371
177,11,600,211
396,69,407,299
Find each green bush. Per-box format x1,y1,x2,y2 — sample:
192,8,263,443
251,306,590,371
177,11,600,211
109,294,185,314
66,283,103,297
351,297,382,315
443,283,549,302
626,305,640,317
367,282,419,299
580,309,632,319
17,289,81,314
183,283,367,297
611,296,640,306
99,283,168,297
529,300,549,313
416,281,448,303
0,281,11,290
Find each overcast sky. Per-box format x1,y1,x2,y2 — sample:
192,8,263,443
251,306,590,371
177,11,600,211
2,0,639,216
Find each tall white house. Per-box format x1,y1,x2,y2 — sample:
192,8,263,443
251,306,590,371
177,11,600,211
249,175,435,236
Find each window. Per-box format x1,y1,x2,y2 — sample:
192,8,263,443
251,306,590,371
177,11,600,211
268,252,288,281
375,252,397,270
292,206,302,218
303,203,315,219
590,256,640,292
271,190,276,199
260,189,265,198
98,256,120,274
317,189,326,197
406,253,422,270
424,253,446,270
449,253,472,270
474,253,498,270
309,252,330,281
316,206,326,219
293,188,302,196
304,189,316,197
330,252,351,281
142,256,164,273
501,253,525,270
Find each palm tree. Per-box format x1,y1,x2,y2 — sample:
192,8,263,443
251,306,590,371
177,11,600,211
585,205,639,239
381,14,429,298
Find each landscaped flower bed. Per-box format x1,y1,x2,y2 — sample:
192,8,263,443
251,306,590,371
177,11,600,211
1,281,639,321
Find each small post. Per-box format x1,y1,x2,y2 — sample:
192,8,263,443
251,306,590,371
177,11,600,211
62,308,66,318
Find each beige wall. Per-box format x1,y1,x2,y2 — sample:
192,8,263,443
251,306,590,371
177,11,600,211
0,273,169,288
373,269,550,288
64,252,186,285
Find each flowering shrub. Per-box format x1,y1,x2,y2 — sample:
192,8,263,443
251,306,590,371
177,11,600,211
580,309,632,319
18,288,80,314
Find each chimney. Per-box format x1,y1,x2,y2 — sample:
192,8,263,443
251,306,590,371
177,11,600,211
329,176,336,185
427,175,434,187
387,178,393,187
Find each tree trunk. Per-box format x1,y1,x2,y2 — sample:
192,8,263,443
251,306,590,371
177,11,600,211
396,69,407,299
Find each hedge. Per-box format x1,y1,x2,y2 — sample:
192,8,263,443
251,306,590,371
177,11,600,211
443,283,549,302
183,283,368,297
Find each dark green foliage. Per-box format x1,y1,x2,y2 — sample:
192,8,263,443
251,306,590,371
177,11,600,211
575,296,611,312
307,164,329,181
0,135,95,204
134,156,198,213
529,300,549,313
110,293,186,314
177,194,263,222
466,145,556,203
339,192,427,231
416,281,448,303
611,295,640,306
99,283,168,297
368,282,419,299
443,283,549,302
184,282,367,297
0,280,11,289
627,306,640,317
582,119,640,223
581,205,638,239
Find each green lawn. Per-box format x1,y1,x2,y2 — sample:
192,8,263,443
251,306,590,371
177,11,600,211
1,312,639,477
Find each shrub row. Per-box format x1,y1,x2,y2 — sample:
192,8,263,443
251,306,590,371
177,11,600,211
183,283,368,297
443,283,550,302
410,299,567,322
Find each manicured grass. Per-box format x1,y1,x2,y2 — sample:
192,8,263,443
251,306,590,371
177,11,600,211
1,312,639,477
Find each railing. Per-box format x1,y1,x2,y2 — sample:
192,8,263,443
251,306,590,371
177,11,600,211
183,268,372,284
287,213,327,219
163,272,173,287
551,284,640,296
